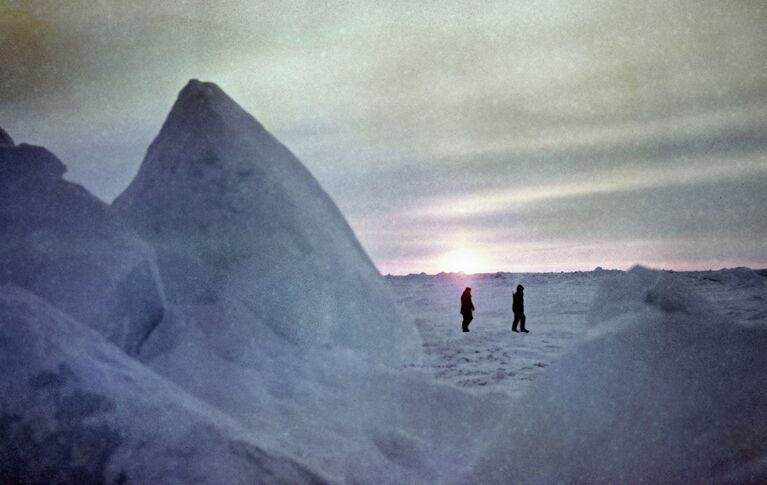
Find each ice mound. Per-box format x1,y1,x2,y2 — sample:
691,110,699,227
587,265,715,325
0,135,165,354
0,285,326,484
473,267,767,484
114,80,419,364
700,267,766,289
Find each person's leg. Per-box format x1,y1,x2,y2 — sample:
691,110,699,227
520,314,528,333
462,315,469,332
512,313,520,332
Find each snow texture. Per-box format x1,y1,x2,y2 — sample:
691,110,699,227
0,137,166,354
113,80,419,364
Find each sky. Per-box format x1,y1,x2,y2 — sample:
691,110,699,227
1,0,766,274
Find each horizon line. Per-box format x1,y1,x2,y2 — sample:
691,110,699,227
383,265,767,277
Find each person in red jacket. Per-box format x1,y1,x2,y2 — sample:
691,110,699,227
512,284,527,333
460,287,475,333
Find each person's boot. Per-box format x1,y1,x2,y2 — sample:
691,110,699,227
512,326,519,333
521,327,529,333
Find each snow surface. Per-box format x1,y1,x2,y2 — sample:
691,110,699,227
392,268,765,401
394,267,767,484
390,271,605,397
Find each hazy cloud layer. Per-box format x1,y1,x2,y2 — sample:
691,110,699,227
1,0,765,272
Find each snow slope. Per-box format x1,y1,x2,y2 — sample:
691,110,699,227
0,135,165,354
113,80,419,364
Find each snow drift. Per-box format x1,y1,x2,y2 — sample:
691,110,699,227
473,266,767,484
113,80,419,364
0,135,165,354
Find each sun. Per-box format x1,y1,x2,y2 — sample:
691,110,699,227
439,249,485,274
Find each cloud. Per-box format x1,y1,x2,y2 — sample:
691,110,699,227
414,153,767,218
0,6,85,108
2,0,766,272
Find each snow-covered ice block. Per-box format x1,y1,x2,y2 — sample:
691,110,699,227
114,80,419,364
700,267,766,290
587,265,716,325
0,139,166,354
0,285,327,484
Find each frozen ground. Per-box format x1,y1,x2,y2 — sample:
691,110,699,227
391,268,767,398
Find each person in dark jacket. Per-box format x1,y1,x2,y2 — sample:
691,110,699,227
460,287,475,332
512,284,527,333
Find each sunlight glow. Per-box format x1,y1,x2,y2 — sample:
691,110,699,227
438,249,487,274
